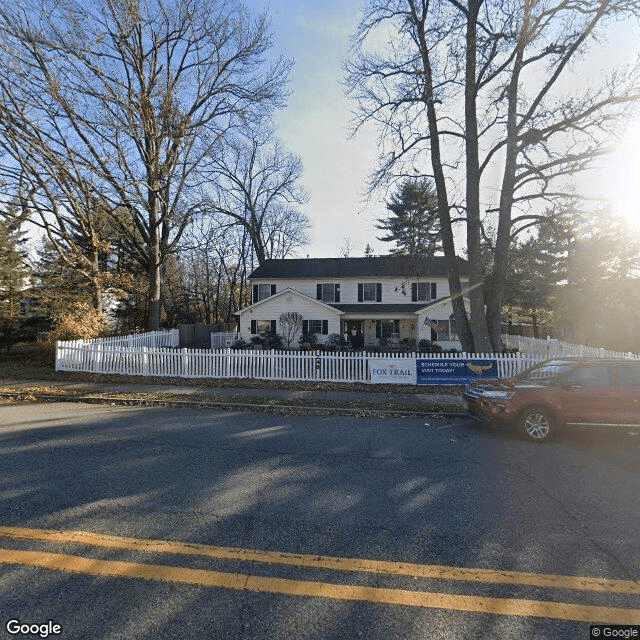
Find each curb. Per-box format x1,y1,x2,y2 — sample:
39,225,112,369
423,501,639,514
0,391,467,419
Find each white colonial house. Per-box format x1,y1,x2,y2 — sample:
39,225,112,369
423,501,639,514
235,255,470,350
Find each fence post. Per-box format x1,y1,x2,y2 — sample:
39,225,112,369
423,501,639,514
93,343,102,373
142,346,149,376
181,348,189,377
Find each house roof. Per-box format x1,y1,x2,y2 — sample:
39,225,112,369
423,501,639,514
249,255,469,279
330,296,465,315
329,304,436,314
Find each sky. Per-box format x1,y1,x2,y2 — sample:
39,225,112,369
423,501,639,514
262,0,382,258
260,1,640,259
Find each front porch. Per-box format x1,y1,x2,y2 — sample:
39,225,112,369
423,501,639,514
340,315,461,352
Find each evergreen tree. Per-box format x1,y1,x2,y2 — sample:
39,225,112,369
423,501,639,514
376,178,441,258
481,208,575,338
30,241,92,321
0,219,30,350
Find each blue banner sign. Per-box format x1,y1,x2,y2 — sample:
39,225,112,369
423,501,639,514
416,359,498,384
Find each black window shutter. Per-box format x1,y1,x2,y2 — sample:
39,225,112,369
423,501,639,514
431,327,437,341
271,320,277,333
271,284,276,296
252,285,258,304
317,284,322,300
358,284,363,302
431,283,437,299
376,321,381,339
376,283,382,302
411,283,417,302
251,320,257,334
335,284,340,302
322,320,328,335
303,320,309,334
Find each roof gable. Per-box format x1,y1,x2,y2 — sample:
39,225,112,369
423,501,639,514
249,255,468,279
235,287,343,316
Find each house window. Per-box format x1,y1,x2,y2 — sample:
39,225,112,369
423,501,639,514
251,319,276,334
376,319,399,339
303,320,329,335
412,282,437,301
252,283,276,303
358,283,382,302
317,283,340,303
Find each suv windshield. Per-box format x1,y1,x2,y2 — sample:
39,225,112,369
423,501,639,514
519,361,574,381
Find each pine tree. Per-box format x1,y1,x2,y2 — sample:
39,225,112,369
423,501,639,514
376,178,441,257
0,220,31,350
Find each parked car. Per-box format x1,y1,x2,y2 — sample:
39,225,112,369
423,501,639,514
463,358,640,441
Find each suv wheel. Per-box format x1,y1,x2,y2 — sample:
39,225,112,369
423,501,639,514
519,406,554,442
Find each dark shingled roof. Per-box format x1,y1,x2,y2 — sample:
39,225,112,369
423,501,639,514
329,304,437,314
249,255,469,279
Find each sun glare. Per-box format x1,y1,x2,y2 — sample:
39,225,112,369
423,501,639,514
599,120,640,229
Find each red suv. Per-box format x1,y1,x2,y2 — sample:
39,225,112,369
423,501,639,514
463,358,640,441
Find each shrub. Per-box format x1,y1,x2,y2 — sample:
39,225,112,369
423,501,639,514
230,338,250,350
326,333,346,350
251,331,283,350
43,302,109,350
418,339,443,353
299,331,318,347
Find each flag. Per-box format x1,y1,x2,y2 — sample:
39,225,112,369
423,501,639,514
424,316,443,332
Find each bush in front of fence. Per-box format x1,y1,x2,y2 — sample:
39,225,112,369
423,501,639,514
249,331,283,350
44,302,109,352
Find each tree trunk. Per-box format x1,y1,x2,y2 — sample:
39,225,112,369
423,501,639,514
465,2,493,353
412,5,474,352
485,45,525,351
147,204,162,330
147,259,162,330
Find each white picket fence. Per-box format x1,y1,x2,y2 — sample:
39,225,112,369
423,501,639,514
68,329,180,349
500,334,640,360
55,339,542,383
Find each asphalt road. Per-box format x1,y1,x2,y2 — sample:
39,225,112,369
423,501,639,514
0,402,639,640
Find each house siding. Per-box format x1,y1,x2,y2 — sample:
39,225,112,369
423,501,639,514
250,277,454,305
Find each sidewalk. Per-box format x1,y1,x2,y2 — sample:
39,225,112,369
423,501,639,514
0,377,464,415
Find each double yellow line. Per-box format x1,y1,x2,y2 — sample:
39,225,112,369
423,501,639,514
0,525,639,623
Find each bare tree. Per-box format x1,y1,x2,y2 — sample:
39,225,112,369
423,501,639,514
346,0,640,351
279,311,303,348
205,128,310,265
340,237,354,258
178,215,253,324
0,0,291,329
